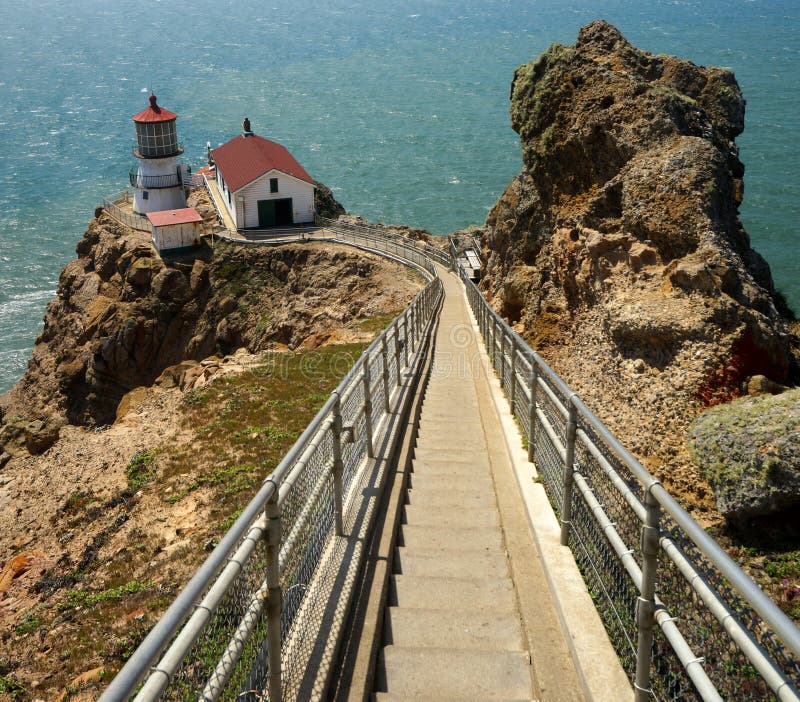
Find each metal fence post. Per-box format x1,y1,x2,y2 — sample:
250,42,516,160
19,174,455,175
394,325,402,386
635,484,661,701
381,336,391,412
402,315,409,369
491,316,498,371
560,396,578,546
331,394,345,537
409,305,417,353
510,337,517,412
500,330,507,389
362,357,375,459
528,362,538,464
265,492,282,702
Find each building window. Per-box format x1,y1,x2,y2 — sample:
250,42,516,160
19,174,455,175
270,178,279,193
228,190,232,205
142,191,149,200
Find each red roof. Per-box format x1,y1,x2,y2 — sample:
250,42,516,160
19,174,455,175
211,133,314,192
147,208,202,227
132,93,178,123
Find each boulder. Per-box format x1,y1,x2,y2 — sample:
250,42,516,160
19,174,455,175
688,389,800,522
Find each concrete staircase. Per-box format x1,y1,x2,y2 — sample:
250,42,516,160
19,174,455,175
373,275,534,701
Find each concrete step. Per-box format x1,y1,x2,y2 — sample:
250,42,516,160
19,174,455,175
375,695,531,702
376,646,531,699
411,457,492,476
408,471,494,492
399,523,504,552
385,606,524,650
403,504,500,528
389,573,517,611
412,448,491,467
415,431,487,450
394,547,508,578
406,487,497,509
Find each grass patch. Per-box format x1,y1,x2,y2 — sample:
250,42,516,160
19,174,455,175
161,343,369,523
57,580,155,612
0,676,25,699
167,464,259,504
184,389,210,406
14,611,42,635
358,312,398,334
125,450,157,491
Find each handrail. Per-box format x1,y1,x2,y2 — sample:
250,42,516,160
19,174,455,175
128,170,182,189
458,263,800,701
102,226,443,702
102,216,800,702
101,191,150,232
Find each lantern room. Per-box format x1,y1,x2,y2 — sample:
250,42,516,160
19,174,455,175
132,94,183,158
130,93,188,215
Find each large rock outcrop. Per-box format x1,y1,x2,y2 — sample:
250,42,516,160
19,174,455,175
689,389,800,523
480,21,798,510
0,196,421,438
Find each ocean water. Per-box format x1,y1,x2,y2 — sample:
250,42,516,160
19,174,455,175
0,0,797,392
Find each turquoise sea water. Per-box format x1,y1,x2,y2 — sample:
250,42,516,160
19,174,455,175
0,0,798,392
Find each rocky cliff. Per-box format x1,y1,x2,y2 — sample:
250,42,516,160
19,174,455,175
0,189,421,455
480,21,798,513
0,189,425,697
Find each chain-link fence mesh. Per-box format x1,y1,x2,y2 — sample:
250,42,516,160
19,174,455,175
459,273,800,702
164,516,272,702
106,230,443,702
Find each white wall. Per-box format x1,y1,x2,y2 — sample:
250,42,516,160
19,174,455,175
152,222,201,251
216,168,239,227
133,154,186,214
237,170,315,228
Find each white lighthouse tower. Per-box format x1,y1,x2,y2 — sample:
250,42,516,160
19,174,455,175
130,93,188,214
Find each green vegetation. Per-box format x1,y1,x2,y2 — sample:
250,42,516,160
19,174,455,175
57,580,155,612
358,312,398,334
14,611,42,635
0,675,25,699
125,449,157,491
184,389,210,405
163,343,369,530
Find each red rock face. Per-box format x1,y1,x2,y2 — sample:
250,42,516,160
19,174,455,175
479,20,798,510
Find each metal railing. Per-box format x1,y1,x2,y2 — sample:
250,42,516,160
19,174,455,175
459,265,800,702
102,190,151,232
102,214,800,701
129,170,182,189
317,216,452,269
101,229,444,702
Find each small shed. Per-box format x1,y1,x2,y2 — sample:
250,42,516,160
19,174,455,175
211,131,315,229
147,208,203,251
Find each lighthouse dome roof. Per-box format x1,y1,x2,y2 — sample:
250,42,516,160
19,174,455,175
132,93,177,123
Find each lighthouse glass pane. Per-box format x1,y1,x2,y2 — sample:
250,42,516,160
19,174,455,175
136,121,179,158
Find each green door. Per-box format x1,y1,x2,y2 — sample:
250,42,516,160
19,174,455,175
275,198,293,226
257,198,293,228
257,199,276,227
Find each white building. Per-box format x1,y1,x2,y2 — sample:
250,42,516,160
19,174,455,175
130,94,189,214
211,129,315,229
147,208,202,251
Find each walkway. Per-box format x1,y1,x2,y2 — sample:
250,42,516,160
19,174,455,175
373,269,584,701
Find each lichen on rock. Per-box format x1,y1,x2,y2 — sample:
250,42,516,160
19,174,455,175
689,389,800,523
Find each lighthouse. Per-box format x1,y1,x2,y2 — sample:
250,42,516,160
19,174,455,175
130,93,188,214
